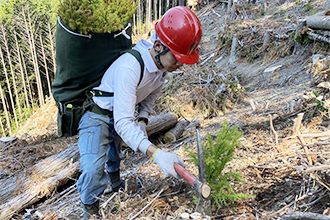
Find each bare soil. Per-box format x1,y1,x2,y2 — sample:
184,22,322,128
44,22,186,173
1,0,330,219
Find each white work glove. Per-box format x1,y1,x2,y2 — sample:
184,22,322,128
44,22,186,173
152,149,184,179
137,121,147,137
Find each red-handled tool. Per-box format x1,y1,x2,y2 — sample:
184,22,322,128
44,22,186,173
174,163,211,199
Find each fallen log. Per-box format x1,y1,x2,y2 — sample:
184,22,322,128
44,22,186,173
0,176,17,205
0,144,79,219
163,119,189,143
0,162,79,220
282,211,330,220
306,11,330,30
146,112,178,137
0,143,79,219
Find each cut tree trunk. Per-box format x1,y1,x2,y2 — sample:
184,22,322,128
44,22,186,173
163,119,189,143
229,35,238,64
0,143,79,220
146,112,178,137
306,12,330,30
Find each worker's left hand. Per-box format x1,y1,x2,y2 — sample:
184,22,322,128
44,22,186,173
138,121,147,137
153,149,184,178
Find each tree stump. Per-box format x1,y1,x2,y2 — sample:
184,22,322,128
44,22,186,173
163,119,189,143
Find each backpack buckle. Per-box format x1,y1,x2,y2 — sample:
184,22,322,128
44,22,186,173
114,23,131,40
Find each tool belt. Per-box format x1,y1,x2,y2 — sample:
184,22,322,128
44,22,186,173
56,90,114,137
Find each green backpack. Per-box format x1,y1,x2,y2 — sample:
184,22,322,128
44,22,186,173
51,16,144,137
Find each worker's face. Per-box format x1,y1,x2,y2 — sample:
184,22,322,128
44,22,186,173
153,40,183,72
160,49,183,72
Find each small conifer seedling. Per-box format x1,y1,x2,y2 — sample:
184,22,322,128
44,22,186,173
186,120,251,207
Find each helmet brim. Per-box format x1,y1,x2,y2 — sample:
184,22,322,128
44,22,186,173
171,48,200,65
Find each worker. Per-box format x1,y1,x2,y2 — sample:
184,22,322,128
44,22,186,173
77,6,202,219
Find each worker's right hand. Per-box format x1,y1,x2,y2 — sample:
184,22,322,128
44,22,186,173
152,149,184,179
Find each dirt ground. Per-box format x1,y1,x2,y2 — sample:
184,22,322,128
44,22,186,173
1,0,330,219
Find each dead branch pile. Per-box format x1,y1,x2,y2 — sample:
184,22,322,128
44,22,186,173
217,17,302,64
156,67,244,119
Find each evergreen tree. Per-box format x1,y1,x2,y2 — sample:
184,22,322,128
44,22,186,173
187,121,251,207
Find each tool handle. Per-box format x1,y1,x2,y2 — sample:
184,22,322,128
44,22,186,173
174,163,211,198
174,163,197,186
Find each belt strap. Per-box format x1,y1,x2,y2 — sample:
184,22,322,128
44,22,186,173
86,91,113,117
91,90,113,97
90,103,113,118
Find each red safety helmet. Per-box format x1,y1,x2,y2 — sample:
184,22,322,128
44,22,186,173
155,6,202,65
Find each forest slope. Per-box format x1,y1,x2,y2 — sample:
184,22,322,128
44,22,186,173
1,0,330,219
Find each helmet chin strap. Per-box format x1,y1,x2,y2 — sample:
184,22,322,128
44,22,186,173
155,47,170,69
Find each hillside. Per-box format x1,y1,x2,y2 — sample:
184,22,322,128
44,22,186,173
1,0,330,219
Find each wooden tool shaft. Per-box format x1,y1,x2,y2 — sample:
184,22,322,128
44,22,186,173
174,163,196,185
174,163,211,198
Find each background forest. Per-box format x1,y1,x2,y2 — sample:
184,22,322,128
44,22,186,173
0,0,187,137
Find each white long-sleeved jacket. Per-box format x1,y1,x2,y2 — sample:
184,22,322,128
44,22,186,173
92,39,166,154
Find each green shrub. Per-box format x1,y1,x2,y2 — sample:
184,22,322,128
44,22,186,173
305,2,312,11
58,0,137,34
186,121,251,207
260,8,265,16
312,91,328,113
295,32,311,45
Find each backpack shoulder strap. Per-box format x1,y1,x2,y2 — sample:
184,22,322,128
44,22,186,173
92,49,144,98
126,49,145,86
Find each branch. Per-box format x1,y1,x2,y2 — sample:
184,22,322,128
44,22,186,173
269,114,278,146
129,187,165,220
